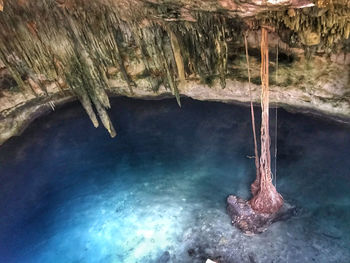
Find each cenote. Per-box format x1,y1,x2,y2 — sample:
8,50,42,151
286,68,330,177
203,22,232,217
0,97,349,263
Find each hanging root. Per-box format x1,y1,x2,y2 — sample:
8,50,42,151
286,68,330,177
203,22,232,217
250,181,283,214
249,27,283,214
244,32,260,197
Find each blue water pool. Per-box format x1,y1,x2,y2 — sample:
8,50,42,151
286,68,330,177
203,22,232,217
0,97,349,262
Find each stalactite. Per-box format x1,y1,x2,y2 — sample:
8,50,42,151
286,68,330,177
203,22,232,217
215,21,228,89
0,49,31,94
158,36,181,107
79,50,111,109
89,93,116,138
259,6,350,50
56,8,116,137
136,24,169,93
74,86,99,128
111,24,136,95
65,66,99,128
74,52,116,137
0,1,236,136
129,24,154,89
2,0,350,141
167,12,235,88
63,47,116,137
168,28,186,81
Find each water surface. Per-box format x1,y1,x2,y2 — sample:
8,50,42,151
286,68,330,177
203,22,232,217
0,97,349,262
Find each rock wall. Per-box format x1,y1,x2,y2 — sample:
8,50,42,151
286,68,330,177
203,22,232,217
0,0,350,144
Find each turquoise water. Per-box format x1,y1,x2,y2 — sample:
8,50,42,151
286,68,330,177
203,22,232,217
0,97,349,263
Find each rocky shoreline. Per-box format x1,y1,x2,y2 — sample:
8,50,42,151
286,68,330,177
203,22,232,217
2,78,350,146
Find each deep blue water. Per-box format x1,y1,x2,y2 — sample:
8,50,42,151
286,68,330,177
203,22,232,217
0,97,349,263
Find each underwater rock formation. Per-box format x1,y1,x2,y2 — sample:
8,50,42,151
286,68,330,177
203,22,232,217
226,195,297,234
0,0,350,144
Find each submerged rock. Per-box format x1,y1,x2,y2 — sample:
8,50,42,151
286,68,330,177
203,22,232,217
156,251,170,263
226,195,297,235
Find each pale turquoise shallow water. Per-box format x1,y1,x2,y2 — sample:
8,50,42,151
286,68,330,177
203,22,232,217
0,97,349,263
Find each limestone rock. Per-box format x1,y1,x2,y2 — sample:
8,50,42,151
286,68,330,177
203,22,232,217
1,0,350,144
226,195,297,235
299,30,321,46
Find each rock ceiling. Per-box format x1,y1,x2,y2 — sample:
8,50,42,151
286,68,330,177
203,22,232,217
0,0,349,142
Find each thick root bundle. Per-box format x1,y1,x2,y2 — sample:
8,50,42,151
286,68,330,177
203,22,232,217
250,182,283,214
249,27,284,214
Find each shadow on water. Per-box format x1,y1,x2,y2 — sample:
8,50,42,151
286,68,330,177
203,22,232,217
0,97,349,262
